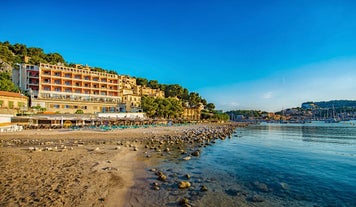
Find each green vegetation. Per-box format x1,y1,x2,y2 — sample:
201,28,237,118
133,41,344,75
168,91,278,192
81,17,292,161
75,109,84,114
141,96,183,118
0,41,65,65
135,77,215,110
226,110,268,119
0,71,19,92
302,100,356,109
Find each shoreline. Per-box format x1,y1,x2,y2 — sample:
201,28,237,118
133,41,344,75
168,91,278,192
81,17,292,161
0,123,245,206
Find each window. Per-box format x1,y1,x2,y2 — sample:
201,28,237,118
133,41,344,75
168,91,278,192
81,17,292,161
8,101,14,109
65,105,70,109
54,105,60,109
0,100,3,107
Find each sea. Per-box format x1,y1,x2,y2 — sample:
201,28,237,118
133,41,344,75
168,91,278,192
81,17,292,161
131,121,356,207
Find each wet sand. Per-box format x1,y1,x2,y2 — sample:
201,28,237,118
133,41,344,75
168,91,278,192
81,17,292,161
0,123,240,207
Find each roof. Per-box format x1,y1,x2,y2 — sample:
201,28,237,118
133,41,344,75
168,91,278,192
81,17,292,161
0,91,28,99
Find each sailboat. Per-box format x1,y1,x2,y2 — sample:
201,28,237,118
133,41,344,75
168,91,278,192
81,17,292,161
325,105,340,123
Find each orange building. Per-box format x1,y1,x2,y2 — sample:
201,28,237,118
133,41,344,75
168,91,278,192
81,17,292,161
12,63,164,114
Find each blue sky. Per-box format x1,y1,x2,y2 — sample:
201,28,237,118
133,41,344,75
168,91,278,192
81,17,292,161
1,0,356,111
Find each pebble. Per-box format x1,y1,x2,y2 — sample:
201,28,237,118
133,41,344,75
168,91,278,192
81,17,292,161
191,150,200,157
200,185,208,191
280,182,289,190
250,194,265,202
183,156,191,161
178,181,191,189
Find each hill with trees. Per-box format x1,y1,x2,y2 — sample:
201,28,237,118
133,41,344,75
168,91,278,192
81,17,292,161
302,100,356,109
0,41,219,119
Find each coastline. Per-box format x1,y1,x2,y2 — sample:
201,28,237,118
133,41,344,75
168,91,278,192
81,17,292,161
0,123,244,206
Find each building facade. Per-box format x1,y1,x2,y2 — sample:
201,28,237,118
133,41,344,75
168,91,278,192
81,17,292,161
0,91,29,115
12,63,164,114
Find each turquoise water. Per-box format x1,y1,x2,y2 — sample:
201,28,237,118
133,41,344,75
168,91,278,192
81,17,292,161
135,121,356,207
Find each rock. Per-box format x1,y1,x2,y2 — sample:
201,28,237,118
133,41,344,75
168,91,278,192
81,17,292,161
200,185,208,191
280,182,289,190
185,174,191,179
157,172,167,182
152,182,160,190
191,150,200,157
183,156,191,161
254,181,269,192
258,183,268,192
34,147,42,152
133,147,138,151
179,198,189,205
250,195,264,202
94,147,100,151
114,146,120,150
178,181,191,189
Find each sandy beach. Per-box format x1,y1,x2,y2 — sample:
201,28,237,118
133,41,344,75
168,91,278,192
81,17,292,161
0,123,238,207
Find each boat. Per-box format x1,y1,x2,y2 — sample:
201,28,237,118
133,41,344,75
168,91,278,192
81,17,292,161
324,105,340,123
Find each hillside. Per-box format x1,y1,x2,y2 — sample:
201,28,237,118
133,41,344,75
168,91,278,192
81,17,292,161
0,41,214,110
302,100,356,109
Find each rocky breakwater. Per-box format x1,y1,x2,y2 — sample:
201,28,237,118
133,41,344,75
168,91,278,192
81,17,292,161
139,123,245,207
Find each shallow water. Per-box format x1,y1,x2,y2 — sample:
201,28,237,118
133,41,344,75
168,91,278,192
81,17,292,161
131,121,356,207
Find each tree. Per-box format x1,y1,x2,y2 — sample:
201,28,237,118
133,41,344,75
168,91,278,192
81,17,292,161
45,53,65,64
0,72,19,92
213,113,230,121
141,96,158,117
0,45,15,63
167,97,183,118
148,80,160,89
136,77,148,86
206,103,215,112
188,92,201,107
165,84,183,98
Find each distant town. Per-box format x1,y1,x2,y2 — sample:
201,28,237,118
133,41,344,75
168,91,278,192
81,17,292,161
227,100,356,123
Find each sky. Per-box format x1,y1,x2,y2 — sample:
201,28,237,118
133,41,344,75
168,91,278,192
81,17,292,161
1,0,356,112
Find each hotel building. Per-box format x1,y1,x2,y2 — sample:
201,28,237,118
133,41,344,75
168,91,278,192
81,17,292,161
12,63,164,114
